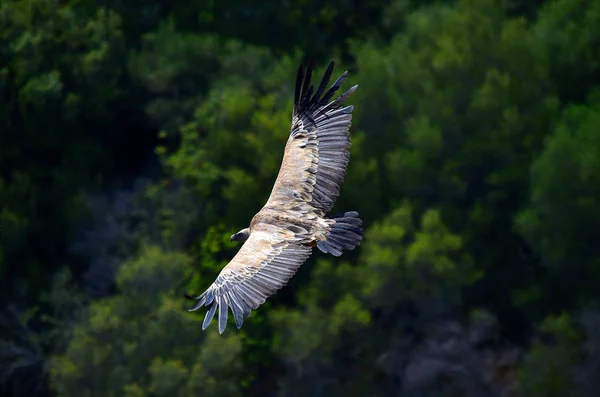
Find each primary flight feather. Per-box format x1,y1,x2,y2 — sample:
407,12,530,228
187,60,363,333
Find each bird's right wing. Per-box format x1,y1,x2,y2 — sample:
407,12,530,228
187,222,312,334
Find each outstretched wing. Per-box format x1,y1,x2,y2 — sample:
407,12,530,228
264,60,358,215
187,223,312,334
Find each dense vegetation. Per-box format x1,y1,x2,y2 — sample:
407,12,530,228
2,0,600,396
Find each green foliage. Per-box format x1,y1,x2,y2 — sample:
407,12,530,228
534,0,600,103
0,0,127,300
360,205,473,314
4,0,600,396
1,268,87,395
129,21,276,137
354,0,557,229
349,0,561,320
270,204,470,395
517,313,581,397
50,246,243,397
518,103,600,265
517,102,600,311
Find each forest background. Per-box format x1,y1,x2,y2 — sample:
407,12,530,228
2,0,600,396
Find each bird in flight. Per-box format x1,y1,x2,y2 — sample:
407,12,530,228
187,60,363,333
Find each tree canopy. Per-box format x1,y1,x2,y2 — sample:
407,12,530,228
2,0,600,396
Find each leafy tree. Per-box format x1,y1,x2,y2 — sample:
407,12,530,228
517,313,581,397
50,246,244,397
1,269,88,396
0,0,131,302
517,101,600,312
350,0,558,331
5,0,600,396
515,310,600,397
533,0,600,104
129,21,276,139
271,204,475,396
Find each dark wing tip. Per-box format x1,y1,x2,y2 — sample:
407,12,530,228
294,59,339,117
293,58,356,123
312,60,335,106
294,64,304,110
301,60,315,104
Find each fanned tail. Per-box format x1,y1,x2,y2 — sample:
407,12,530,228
317,211,363,257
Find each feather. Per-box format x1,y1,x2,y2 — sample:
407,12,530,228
202,301,217,330
218,295,228,334
312,60,335,107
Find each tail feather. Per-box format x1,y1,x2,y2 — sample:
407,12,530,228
317,211,363,257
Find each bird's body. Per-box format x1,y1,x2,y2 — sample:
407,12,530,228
188,60,363,333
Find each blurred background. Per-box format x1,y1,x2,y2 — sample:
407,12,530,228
1,0,600,396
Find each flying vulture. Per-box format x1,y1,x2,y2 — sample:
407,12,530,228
187,60,363,333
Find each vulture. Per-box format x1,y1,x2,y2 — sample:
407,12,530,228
187,60,363,333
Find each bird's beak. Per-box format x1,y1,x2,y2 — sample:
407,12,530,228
230,233,236,242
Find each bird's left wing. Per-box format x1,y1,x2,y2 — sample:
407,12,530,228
263,60,358,216
187,223,312,333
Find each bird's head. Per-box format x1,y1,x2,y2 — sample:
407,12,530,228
230,228,250,242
